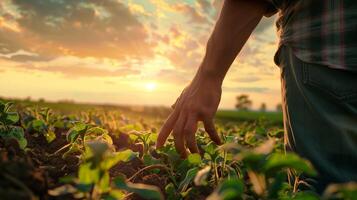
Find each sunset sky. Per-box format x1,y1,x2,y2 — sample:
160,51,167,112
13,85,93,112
0,0,281,110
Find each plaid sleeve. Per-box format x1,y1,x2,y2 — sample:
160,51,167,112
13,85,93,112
261,0,280,17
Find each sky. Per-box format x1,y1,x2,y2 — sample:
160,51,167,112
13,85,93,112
0,0,281,110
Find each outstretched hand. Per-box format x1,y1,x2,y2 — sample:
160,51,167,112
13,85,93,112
156,75,222,158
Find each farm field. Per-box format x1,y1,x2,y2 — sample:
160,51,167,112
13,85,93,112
0,98,355,200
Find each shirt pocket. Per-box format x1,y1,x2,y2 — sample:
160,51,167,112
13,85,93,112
302,62,357,102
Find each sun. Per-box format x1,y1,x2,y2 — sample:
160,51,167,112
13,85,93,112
145,82,157,92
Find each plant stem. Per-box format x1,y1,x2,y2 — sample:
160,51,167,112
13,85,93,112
127,164,171,182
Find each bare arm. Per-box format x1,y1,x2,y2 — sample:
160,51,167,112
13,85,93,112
200,0,269,83
156,0,270,158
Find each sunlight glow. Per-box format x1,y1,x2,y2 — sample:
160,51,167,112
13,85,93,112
145,82,157,91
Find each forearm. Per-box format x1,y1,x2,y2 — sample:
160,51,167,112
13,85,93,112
196,0,269,85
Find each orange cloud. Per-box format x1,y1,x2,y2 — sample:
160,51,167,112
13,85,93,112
0,0,155,60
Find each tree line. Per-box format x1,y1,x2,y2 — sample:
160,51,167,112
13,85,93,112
235,94,282,112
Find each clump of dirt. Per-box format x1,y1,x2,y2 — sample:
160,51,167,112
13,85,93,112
1,121,167,200
110,157,144,178
124,174,168,200
112,132,130,150
25,128,79,188
139,174,168,192
0,139,47,200
111,132,145,157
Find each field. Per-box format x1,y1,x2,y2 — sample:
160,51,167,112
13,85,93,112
0,98,355,200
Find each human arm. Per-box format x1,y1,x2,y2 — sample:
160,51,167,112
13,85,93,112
156,0,271,158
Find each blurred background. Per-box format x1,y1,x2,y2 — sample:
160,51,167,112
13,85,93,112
0,0,280,111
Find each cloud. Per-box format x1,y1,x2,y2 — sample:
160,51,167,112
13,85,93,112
234,76,261,83
211,0,224,20
164,41,202,70
223,86,269,93
17,64,140,78
0,55,141,79
253,16,276,35
0,0,155,61
197,0,211,13
174,4,209,24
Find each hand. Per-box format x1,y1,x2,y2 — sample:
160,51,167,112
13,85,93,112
156,74,222,158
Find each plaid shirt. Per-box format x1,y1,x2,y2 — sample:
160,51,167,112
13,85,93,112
264,0,357,71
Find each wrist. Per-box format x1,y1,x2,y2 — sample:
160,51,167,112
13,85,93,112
197,66,224,86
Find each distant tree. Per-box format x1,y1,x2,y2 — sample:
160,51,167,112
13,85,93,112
260,103,267,112
276,103,283,112
235,94,252,111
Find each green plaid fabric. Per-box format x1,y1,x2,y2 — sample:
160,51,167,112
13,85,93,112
264,0,357,71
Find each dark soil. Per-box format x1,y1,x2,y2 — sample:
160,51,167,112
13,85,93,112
1,127,167,200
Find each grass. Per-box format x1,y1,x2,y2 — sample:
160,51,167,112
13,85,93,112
216,110,283,125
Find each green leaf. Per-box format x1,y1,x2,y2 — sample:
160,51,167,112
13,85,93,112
84,127,112,144
66,122,87,142
225,135,236,143
5,112,19,125
207,178,244,200
165,183,177,200
143,154,161,166
59,175,76,184
0,101,5,112
44,130,56,143
178,167,199,192
219,179,244,197
101,149,138,170
4,102,14,112
263,153,317,176
105,189,126,200
31,119,47,132
255,126,266,135
204,142,217,155
2,126,27,149
194,166,211,186
98,171,110,193
188,153,201,165
114,177,164,200
268,172,286,199
85,141,109,167
269,129,284,138
289,191,319,200
62,143,81,159
237,152,267,171
78,163,100,184
226,166,238,179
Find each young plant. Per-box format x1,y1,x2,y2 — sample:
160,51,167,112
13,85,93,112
0,101,27,149
57,122,113,159
22,107,57,143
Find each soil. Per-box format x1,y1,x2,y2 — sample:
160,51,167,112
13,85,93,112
1,126,167,200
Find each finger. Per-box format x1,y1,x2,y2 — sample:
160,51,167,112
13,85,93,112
203,118,222,145
173,113,188,158
183,114,199,154
171,101,177,109
171,97,178,109
171,91,184,109
156,110,179,148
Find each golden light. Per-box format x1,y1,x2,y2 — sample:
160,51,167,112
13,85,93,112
145,82,157,92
